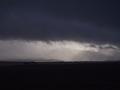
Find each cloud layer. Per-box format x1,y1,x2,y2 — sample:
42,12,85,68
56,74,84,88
0,10,119,44
0,40,119,62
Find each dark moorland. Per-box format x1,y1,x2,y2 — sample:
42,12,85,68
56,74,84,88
0,60,120,89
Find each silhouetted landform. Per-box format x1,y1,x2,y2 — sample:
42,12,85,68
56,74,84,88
0,60,120,89
0,59,120,65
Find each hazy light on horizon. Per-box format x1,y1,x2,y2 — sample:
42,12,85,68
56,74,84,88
0,40,119,61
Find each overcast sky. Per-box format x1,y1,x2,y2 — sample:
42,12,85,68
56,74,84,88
0,0,120,43
0,0,120,61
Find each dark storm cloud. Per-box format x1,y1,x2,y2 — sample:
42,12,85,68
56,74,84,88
0,0,120,61
0,0,120,44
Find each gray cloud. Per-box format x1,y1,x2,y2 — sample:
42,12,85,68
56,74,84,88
0,40,119,62
0,11,119,44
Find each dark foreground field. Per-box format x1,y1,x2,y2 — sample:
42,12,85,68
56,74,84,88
0,60,120,89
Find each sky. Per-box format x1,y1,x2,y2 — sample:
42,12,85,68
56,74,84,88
0,40,120,61
0,0,120,61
